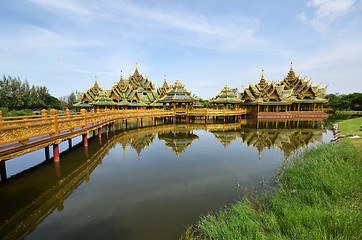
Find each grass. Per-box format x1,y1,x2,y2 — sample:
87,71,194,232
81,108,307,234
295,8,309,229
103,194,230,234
338,117,362,148
180,142,361,240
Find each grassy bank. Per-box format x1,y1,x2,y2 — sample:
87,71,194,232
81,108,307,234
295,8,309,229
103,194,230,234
181,142,361,239
338,117,362,148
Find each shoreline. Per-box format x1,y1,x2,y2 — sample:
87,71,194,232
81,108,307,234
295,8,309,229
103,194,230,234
181,118,361,239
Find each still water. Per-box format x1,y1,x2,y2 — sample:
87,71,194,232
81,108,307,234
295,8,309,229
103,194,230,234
0,119,332,239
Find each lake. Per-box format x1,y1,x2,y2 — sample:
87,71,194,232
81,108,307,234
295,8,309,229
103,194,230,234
0,118,332,240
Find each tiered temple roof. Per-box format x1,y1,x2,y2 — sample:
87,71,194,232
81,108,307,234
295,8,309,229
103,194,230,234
210,85,243,105
159,80,199,103
239,69,294,105
75,66,170,109
239,63,328,105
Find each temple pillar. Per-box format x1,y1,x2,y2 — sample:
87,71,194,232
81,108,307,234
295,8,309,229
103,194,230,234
152,117,154,126
98,128,102,138
163,117,165,125
205,116,207,124
137,118,139,128
53,144,60,162
223,116,225,124
106,124,109,133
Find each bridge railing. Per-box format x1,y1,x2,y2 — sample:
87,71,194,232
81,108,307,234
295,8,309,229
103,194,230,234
0,108,245,146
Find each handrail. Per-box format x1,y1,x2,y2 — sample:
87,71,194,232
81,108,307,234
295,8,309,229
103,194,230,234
0,108,245,147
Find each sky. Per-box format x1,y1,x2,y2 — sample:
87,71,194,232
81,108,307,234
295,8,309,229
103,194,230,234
0,0,361,100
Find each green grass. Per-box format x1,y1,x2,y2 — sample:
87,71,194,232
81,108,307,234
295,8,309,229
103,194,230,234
338,117,362,148
180,143,361,240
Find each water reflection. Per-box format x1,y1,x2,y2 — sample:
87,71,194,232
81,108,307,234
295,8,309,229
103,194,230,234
0,119,330,240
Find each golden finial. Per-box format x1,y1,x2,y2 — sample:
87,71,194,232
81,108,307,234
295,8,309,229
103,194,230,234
121,70,123,79
136,62,138,69
164,74,166,81
290,61,294,71
95,75,97,83
261,69,265,79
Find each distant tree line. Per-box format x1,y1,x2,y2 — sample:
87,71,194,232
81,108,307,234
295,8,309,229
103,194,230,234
0,75,78,115
325,92,362,110
0,75,62,111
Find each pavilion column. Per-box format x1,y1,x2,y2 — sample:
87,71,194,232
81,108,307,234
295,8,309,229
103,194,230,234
163,117,165,125
113,122,115,134
98,128,102,138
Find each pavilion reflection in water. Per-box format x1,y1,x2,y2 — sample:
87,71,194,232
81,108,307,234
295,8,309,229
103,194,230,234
0,120,326,239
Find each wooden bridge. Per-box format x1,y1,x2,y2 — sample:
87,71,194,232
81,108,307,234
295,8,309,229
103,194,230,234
0,108,246,164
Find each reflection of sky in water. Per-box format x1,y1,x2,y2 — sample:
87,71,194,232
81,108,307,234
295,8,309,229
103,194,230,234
2,123,333,240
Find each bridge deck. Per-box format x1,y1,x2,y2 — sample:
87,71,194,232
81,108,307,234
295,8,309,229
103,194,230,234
0,108,246,161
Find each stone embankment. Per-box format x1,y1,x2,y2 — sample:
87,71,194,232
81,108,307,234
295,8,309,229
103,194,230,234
331,123,340,143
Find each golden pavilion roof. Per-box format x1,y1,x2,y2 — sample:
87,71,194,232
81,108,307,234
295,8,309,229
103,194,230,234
210,85,243,104
240,63,328,105
159,80,199,103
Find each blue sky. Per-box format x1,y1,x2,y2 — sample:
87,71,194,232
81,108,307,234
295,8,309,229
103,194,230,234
0,0,361,99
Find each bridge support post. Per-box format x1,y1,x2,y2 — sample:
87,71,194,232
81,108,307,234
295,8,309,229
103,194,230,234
0,161,7,182
68,139,72,149
83,133,88,147
54,161,61,178
53,144,60,162
84,146,89,158
45,146,50,160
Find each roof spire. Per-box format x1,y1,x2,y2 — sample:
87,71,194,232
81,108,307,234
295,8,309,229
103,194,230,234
121,69,123,79
95,75,97,83
290,61,294,71
136,62,138,69
164,74,167,82
261,69,265,80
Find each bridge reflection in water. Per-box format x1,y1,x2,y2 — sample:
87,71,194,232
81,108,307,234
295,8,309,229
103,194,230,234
0,119,329,239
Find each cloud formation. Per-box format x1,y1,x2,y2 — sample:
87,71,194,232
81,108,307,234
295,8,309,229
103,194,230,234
299,0,357,32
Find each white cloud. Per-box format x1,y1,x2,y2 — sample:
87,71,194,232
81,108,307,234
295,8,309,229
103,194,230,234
297,12,307,22
27,0,91,16
303,0,357,32
101,1,262,51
